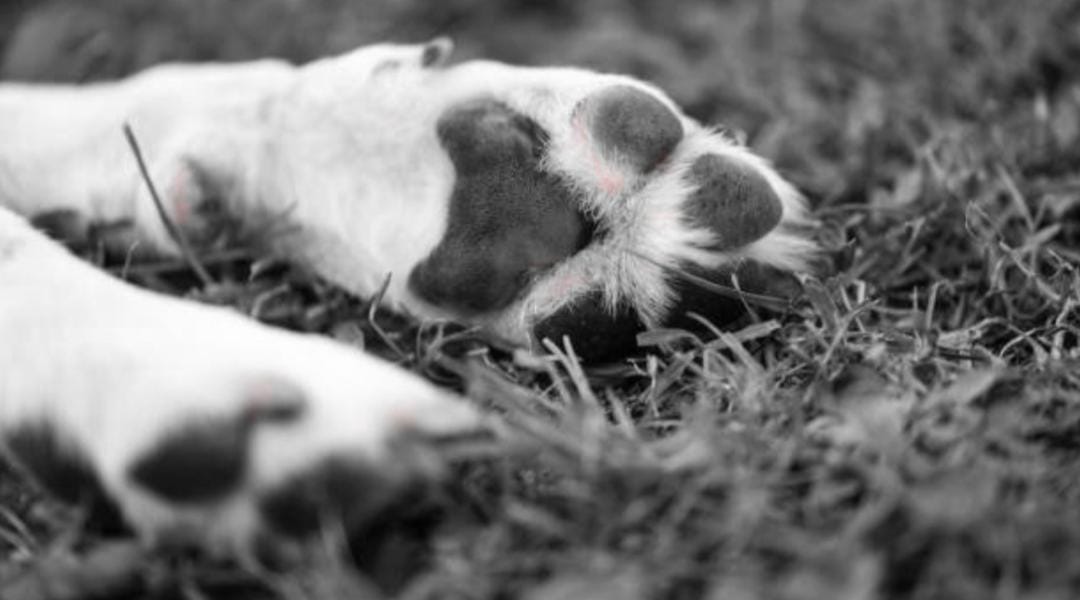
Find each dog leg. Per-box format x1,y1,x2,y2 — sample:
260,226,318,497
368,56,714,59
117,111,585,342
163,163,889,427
0,206,484,560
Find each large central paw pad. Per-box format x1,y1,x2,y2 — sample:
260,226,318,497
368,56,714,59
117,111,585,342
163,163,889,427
408,100,593,314
411,80,813,362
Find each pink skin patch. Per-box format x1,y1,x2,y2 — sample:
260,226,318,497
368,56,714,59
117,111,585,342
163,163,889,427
389,408,417,429
572,112,625,196
547,272,585,298
168,168,193,226
241,380,305,424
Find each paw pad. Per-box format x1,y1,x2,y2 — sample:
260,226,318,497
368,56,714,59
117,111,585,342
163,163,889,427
576,85,683,175
684,154,784,251
128,417,252,503
410,100,592,314
128,385,306,503
2,422,125,530
533,291,644,362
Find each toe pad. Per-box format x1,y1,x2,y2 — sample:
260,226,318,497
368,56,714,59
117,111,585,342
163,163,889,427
684,154,784,251
579,85,683,174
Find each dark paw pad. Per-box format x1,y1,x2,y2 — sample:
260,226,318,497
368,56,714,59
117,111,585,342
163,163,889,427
129,388,305,503
533,291,645,363
260,458,444,591
258,458,397,538
2,422,123,530
256,425,484,538
128,418,253,503
684,154,784,250
258,431,475,591
577,85,683,173
410,100,592,314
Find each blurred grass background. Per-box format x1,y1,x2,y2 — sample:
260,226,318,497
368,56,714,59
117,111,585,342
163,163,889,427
2,1,1080,599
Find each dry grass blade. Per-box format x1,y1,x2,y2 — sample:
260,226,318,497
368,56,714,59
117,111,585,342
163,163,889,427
630,250,794,313
122,123,214,287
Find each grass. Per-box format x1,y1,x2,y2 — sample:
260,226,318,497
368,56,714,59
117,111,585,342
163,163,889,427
2,0,1080,598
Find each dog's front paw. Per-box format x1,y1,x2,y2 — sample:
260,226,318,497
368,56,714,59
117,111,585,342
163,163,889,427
405,69,817,361
4,328,483,563
0,217,484,562
6,332,483,563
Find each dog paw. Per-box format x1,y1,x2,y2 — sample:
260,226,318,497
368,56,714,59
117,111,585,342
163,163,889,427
107,348,482,561
405,69,817,361
0,213,484,561
4,332,483,561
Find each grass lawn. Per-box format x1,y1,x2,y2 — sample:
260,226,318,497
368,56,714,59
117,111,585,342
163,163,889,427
1,0,1079,598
